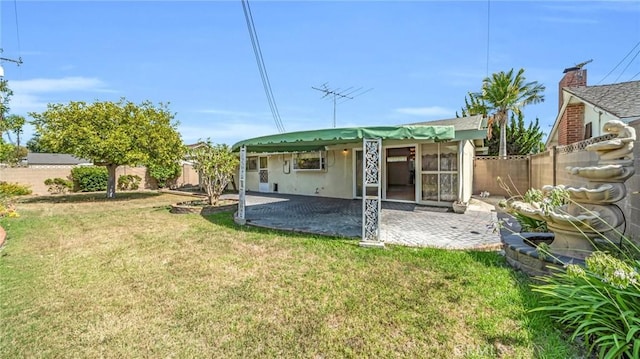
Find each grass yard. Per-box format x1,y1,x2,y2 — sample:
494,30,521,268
0,193,579,358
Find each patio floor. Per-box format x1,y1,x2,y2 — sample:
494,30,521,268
238,192,502,250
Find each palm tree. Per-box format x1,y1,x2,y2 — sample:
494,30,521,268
474,68,545,158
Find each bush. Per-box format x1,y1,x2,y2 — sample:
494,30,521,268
117,174,142,191
44,178,73,194
532,252,640,358
0,194,18,218
147,162,181,188
70,166,108,192
0,181,32,196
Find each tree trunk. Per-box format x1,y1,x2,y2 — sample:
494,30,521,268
106,164,117,199
498,110,508,159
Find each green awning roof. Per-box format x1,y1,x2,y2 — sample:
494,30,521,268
232,125,455,153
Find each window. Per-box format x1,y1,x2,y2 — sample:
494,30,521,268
584,122,593,140
293,151,326,171
246,157,258,171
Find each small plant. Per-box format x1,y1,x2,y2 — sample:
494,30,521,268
536,242,551,260
532,251,640,358
0,181,32,196
44,178,73,194
0,194,19,218
71,166,108,192
188,141,238,205
117,174,142,191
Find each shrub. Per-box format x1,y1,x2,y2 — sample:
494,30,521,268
117,174,142,191
44,178,73,194
532,252,640,358
147,162,181,188
70,166,108,192
0,181,32,196
0,194,19,218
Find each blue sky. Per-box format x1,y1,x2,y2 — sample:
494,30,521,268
1,1,639,146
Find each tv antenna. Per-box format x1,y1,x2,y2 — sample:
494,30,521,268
0,50,23,77
312,83,372,128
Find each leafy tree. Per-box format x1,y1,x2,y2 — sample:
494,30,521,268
30,99,185,199
0,79,13,123
26,133,55,153
0,80,27,164
456,92,487,118
147,161,182,189
188,141,238,205
472,68,545,158
485,112,545,156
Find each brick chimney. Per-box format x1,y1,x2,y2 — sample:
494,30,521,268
558,66,587,110
557,66,588,145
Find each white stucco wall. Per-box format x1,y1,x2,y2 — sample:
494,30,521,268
245,149,354,199
582,103,619,138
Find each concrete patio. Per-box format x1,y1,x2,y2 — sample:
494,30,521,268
238,192,502,250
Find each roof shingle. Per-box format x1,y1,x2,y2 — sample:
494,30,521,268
565,80,640,119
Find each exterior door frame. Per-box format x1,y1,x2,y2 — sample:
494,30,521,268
258,156,269,193
382,143,418,203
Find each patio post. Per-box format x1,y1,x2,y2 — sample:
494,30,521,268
236,145,247,225
360,138,384,248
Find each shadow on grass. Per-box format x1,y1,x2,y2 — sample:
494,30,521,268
465,238,582,357
18,191,162,204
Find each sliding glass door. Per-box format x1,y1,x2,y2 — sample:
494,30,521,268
420,142,458,203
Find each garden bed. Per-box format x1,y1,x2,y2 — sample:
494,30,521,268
170,199,238,215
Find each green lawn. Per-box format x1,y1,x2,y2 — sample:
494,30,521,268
0,193,579,358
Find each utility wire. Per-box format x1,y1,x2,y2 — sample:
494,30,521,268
597,40,640,84
241,0,285,133
13,0,22,57
485,0,490,77
613,47,640,83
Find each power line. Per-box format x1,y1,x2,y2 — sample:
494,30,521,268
485,0,491,77
597,40,640,84
613,47,640,83
312,83,372,128
0,0,24,77
241,0,285,133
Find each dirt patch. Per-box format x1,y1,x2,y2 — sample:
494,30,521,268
170,199,238,215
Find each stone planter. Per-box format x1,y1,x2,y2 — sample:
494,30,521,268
170,200,238,215
452,202,468,214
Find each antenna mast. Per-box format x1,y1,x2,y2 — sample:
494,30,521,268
312,83,372,128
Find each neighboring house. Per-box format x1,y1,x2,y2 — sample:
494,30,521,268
546,65,640,147
232,115,487,207
25,153,92,167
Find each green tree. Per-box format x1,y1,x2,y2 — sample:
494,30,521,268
485,112,545,156
26,134,55,153
0,80,27,164
188,141,238,205
473,68,545,158
0,79,13,123
30,99,185,199
147,161,182,189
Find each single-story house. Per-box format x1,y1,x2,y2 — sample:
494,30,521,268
232,115,488,207
24,153,92,167
546,65,640,147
